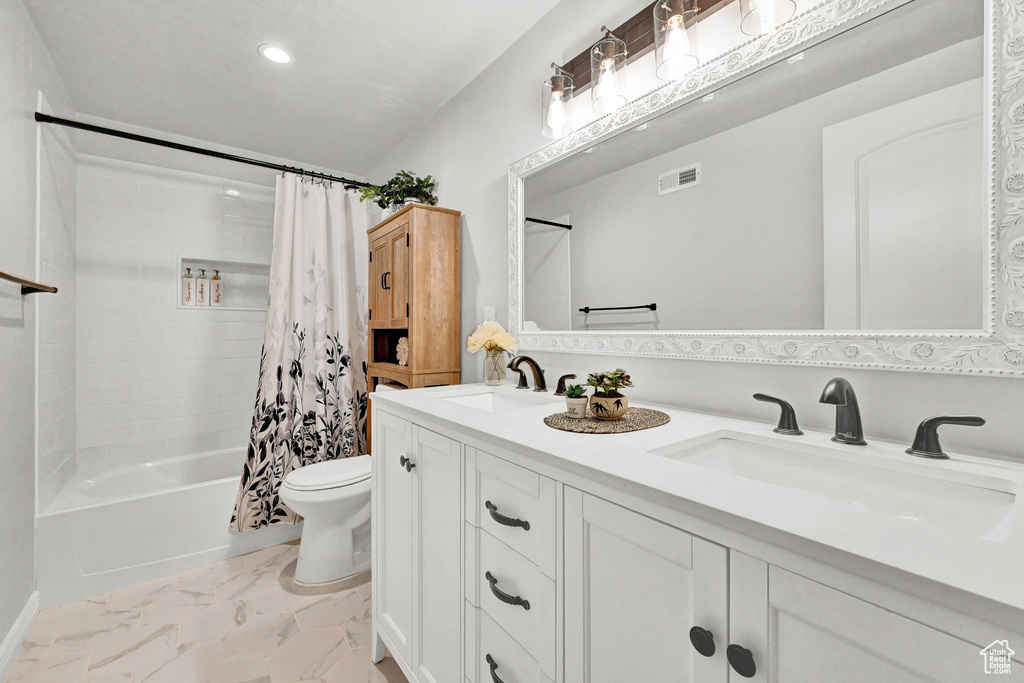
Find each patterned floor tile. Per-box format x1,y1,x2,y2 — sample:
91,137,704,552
2,542,408,683
267,628,350,681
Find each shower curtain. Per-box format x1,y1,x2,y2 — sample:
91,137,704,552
231,173,368,531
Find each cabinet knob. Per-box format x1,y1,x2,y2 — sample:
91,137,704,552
688,626,715,658
727,644,756,678
399,455,415,472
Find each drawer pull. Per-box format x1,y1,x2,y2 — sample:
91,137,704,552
485,501,530,531
485,654,505,683
485,571,530,611
399,455,415,472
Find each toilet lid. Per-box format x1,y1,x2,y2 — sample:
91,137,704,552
283,456,371,491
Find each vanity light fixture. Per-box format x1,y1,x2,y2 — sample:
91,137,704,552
258,43,294,64
591,27,628,115
542,63,575,139
654,0,700,81
738,0,797,36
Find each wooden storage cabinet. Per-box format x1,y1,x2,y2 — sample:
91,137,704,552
367,204,460,391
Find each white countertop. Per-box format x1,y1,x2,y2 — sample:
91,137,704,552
371,383,1024,625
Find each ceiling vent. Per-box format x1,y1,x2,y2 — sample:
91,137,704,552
658,162,702,195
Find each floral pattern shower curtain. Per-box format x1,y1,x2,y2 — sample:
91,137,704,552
231,173,368,531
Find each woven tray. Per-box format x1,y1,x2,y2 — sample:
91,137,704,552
544,407,670,434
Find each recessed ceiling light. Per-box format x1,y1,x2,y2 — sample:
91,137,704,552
258,44,293,64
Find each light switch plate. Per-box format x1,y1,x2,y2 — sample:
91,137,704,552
483,306,496,322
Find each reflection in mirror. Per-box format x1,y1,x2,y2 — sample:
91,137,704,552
522,0,984,333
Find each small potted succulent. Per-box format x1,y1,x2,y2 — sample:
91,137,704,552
563,384,588,418
586,369,633,421
359,170,438,219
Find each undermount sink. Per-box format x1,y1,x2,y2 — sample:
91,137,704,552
441,389,548,413
650,433,1017,540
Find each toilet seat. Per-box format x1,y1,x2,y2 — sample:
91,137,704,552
283,457,371,492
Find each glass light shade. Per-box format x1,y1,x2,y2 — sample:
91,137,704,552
591,35,628,116
654,0,699,81
739,0,798,36
541,73,574,139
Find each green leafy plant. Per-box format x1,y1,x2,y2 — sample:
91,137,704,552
563,384,586,398
586,369,633,397
358,170,438,209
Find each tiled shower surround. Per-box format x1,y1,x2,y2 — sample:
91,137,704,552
36,120,78,512
70,155,274,481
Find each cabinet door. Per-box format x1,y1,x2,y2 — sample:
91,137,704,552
732,563,1013,682
373,411,414,661
564,488,729,683
389,224,410,327
371,237,390,329
413,426,463,683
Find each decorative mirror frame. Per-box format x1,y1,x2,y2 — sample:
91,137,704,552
508,0,1024,377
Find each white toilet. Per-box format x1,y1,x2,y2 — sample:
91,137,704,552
280,455,372,585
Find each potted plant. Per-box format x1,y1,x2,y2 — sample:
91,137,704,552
466,322,518,386
586,369,633,421
563,384,588,418
359,170,438,218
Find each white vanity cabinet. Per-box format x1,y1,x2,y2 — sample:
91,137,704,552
563,488,729,683
372,411,463,682
371,401,1024,683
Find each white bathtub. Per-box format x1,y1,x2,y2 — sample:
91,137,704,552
37,448,301,608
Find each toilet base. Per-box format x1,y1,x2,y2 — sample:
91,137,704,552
294,517,371,585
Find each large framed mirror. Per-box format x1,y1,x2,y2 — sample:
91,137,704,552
509,0,1024,376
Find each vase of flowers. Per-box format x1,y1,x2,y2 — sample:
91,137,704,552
586,369,633,421
563,384,589,418
466,322,518,386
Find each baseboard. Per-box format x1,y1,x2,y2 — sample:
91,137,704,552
0,591,40,681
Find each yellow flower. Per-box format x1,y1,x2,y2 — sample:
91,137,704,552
466,322,518,354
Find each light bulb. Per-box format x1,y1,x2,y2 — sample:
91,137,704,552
659,14,694,80
594,58,623,114
546,90,568,134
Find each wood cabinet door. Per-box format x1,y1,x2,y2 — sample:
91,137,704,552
373,411,414,661
371,237,390,329
732,563,1013,682
388,224,410,327
563,488,729,683
413,426,463,683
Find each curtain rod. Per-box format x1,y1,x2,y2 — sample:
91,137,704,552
34,113,372,189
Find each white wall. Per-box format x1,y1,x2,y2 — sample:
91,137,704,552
73,155,275,472
0,0,74,648
370,0,1024,462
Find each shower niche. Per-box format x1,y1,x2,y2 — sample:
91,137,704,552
177,256,270,311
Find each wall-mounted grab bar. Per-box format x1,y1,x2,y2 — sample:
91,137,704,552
1,269,58,295
579,303,656,314
525,217,572,230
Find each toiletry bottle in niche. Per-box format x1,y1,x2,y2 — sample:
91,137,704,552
183,267,196,306
197,268,209,307
211,269,223,307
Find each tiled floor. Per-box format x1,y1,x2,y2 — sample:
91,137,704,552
4,542,408,683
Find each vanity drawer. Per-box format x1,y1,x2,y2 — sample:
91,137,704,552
468,527,556,676
466,602,554,683
466,448,556,577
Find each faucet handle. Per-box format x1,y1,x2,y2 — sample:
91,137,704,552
907,415,985,459
554,374,577,396
509,367,529,390
753,394,803,436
